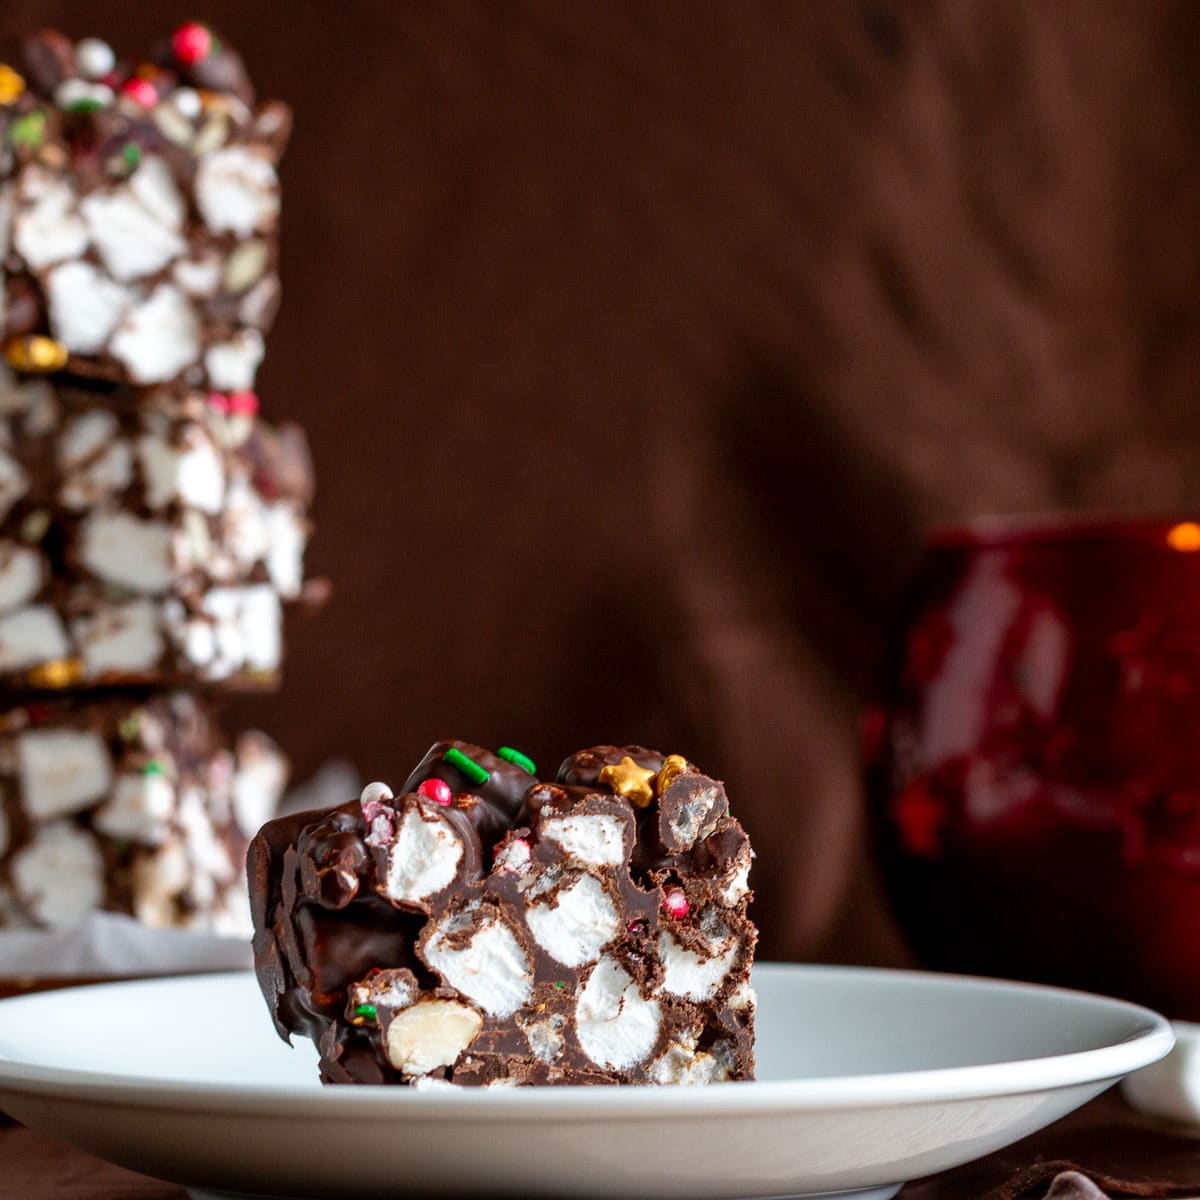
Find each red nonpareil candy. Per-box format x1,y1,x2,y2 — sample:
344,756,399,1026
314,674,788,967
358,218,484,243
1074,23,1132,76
417,778,453,806
121,77,158,108
172,22,213,66
662,887,689,919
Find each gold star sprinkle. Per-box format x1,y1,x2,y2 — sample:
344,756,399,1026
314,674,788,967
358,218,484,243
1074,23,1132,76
0,65,25,106
656,754,689,796
599,756,657,808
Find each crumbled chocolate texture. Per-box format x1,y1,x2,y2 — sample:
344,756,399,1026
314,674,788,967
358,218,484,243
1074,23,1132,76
0,690,287,933
0,366,316,692
250,740,757,1087
0,27,288,390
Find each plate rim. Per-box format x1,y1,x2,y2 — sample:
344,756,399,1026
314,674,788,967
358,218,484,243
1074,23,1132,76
0,963,1173,1119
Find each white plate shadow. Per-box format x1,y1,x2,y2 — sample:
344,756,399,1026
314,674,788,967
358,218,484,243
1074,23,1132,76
0,964,1173,1200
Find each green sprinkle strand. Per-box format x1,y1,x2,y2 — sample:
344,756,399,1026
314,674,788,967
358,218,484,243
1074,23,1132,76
445,747,489,786
496,746,536,776
9,111,45,147
354,1004,377,1021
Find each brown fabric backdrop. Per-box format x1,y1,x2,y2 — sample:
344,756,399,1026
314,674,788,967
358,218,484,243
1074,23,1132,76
3,0,1199,965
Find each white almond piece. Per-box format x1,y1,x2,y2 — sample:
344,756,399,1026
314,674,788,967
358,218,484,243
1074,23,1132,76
540,813,627,868
263,503,306,598
658,925,740,1001
0,543,43,614
14,170,88,269
575,958,661,1070
0,448,29,523
80,158,186,281
110,286,200,384
93,772,176,845
10,821,104,926
424,905,533,1017
46,261,132,353
205,329,264,391
521,1012,565,1062
0,605,69,670
385,999,482,1076
17,729,112,820
79,510,174,593
231,731,287,837
72,599,164,678
384,803,464,905
195,146,280,236
525,872,618,967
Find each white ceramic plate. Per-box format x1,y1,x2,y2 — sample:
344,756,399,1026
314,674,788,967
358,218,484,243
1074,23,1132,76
0,965,1172,1200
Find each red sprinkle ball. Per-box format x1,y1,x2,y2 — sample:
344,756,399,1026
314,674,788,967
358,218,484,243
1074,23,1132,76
662,887,689,919
172,22,214,66
228,390,259,415
417,778,453,806
121,77,159,109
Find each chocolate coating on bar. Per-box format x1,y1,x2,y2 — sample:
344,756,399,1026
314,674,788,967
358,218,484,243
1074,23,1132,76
250,740,757,1087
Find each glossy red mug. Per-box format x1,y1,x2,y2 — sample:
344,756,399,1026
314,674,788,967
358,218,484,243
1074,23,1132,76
865,516,1200,1017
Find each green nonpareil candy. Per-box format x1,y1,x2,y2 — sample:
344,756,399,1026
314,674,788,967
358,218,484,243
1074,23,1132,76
496,746,537,776
122,142,141,165
9,110,45,147
444,747,489,786
354,1004,377,1021
143,760,165,777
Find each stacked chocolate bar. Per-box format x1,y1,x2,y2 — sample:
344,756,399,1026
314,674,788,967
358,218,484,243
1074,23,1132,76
0,25,312,934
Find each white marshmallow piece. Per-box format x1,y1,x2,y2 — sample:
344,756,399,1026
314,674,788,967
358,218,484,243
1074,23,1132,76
0,448,29,524
110,285,201,384
383,803,465,906
0,606,69,670
0,542,43,614
199,585,282,676
264,504,307,598
93,771,177,846
205,329,264,391
79,510,174,593
71,599,165,678
80,157,186,282
13,170,88,270
525,872,619,967
424,905,533,1017
137,427,226,513
657,922,740,1001
45,261,132,354
17,729,113,820
539,813,628,868
10,821,105,926
195,146,280,236
575,958,661,1071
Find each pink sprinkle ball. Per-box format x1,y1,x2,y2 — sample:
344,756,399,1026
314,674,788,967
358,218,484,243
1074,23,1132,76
228,390,259,415
121,77,159,108
662,887,689,919
418,778,453,806
172,22,213,66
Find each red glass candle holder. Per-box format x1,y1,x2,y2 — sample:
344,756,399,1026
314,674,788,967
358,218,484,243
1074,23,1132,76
865,516,1200,1017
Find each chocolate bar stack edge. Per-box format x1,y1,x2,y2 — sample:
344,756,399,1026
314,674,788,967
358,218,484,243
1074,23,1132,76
0,25,314,934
